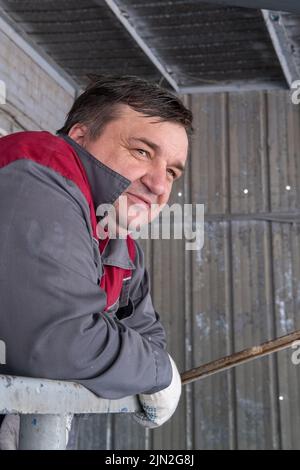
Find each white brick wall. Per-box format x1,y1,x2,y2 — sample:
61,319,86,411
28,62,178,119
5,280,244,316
0,16,75,135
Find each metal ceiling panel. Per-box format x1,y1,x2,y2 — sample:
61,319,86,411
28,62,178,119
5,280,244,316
0,0,162,87
106,0,286,91
0,0,288,91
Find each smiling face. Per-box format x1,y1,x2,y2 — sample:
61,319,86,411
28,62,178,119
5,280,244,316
68,104,189,234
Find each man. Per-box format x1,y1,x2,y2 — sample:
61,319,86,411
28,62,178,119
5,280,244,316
0,75,192,448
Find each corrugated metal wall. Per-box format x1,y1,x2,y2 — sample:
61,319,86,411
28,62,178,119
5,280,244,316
77,89,300,450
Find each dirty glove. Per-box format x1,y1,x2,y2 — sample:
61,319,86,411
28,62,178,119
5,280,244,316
132,354,182,428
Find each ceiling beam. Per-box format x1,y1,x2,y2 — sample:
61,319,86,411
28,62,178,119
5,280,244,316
179,80,285,94
262,10,299,87
101,0,180,92
196,0,300,14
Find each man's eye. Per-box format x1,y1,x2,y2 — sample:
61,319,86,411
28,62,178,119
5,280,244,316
135,149,149,158
167,168,177,179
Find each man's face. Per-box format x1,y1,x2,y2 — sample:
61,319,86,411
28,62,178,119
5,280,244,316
68,104,188,234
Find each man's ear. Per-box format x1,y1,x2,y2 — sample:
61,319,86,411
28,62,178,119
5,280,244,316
68,123,89,146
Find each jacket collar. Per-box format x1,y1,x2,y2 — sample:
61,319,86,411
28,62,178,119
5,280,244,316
100,238,136,269
58,133,135,270
58,133,131,208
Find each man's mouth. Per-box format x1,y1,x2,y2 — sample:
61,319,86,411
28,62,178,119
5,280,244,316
125,192,152,209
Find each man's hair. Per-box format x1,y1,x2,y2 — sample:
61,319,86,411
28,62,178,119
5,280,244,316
57,74,193,140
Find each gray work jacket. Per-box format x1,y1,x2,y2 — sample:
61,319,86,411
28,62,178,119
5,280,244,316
0,131,172,399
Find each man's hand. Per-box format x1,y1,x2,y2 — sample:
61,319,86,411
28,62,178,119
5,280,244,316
132,354,182,428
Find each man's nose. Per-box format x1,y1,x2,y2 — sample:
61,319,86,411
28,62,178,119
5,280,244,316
140,165,167,197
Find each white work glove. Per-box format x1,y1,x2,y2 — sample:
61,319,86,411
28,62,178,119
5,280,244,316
132,354,182,428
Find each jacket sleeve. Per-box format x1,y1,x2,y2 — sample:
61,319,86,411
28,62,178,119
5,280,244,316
0,160,172,399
